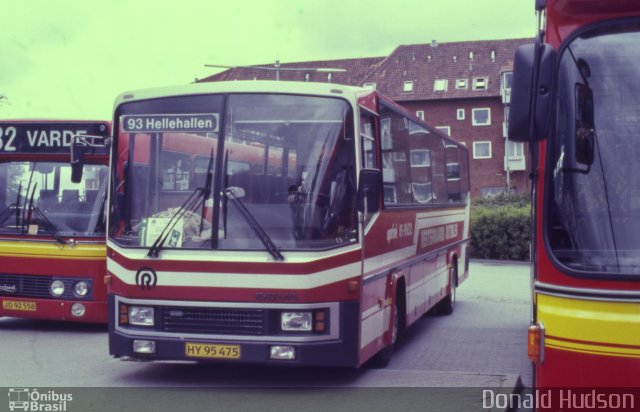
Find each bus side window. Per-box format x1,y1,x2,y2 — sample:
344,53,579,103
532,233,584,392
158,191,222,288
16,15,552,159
360,112,378,169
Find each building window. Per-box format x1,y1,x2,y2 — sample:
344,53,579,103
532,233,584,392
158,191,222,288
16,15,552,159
472,108,491,126
473,141,492,159
473,77,488,90
363,82,376,89
403,81,414,92
500,71,512,104
416,110,424,120
436,126,451,136
456,109,465,120
506,140,524,158
434,79,448,92
456,79,468,89
410,149,431,167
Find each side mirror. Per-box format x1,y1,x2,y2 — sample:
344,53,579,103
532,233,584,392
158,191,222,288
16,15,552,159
508,42,556,142
357,168,382,214
70,140,86,183
70,135,111,183
575,84,595,166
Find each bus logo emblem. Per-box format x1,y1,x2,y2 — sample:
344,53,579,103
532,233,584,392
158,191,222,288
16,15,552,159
0,284,17,293
135,267,158,290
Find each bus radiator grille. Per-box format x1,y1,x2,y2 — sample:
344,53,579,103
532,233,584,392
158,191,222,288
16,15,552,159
0,274,53,299
160,306,266,335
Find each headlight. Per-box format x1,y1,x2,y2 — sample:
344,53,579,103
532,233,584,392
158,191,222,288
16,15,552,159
281,311,312,331
50,280,65,297
74,281,89,297
128,306,155,326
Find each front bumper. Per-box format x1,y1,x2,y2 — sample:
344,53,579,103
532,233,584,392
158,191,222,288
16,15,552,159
0,297,107,323
108,294,360,367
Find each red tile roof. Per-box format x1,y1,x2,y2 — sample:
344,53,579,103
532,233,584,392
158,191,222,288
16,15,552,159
197,38,533,101
368,38,532,101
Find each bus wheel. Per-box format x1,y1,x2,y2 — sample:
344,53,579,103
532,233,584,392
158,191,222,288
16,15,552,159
438,260,457,316
367,301,399,368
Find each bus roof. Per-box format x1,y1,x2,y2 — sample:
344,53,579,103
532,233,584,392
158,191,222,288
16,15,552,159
113,81,372,108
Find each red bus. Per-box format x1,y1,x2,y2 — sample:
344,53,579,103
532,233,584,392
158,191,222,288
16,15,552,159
0,120,110,322
510,0,640,387
76,81,470,366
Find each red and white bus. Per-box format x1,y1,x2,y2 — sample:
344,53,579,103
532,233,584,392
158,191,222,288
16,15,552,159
82,81,470,366
510,0,640,387
0,120,110,322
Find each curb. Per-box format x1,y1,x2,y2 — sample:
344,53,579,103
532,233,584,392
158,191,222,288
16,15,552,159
470,259,531,267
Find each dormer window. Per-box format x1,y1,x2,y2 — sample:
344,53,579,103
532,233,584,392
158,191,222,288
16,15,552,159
403,81,414,92
434,79,448,92
363,82,377,89
456,79,468,89
473,77,488,90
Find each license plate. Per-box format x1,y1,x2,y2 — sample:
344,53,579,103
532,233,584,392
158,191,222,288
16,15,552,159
2,300,37,311
185,343,241,359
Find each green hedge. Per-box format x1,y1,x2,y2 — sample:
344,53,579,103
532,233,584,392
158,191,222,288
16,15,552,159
470,193,531,261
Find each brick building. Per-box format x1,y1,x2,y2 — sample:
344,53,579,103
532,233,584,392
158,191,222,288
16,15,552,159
198,38,532,197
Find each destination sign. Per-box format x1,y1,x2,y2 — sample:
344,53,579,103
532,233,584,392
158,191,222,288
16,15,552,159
0,122,109,154
121,114,219,133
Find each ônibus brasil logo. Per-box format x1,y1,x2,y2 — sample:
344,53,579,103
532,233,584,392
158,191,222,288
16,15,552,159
8,388,73,411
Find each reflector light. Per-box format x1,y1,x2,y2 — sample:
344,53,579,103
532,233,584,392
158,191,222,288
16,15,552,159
119,304,129,325
528,322,545,364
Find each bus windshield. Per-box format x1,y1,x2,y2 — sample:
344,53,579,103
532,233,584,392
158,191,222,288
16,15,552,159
0,161,108,237
548,23,640,275
111,93,357,251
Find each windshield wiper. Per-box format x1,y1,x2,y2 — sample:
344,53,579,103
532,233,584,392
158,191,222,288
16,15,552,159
0,183,21,227
147,186,208,258
28,205,67,245
22,182,37,234
224,187,284,261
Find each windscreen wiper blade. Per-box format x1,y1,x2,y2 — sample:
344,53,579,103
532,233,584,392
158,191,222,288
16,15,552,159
147,187,206,257
0,204,17,226
224,187,284,261
22,182,37,234
29,206,67,245
0,182,23,228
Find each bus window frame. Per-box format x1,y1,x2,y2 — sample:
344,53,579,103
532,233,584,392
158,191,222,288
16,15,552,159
376,98,469,211
542,16,640,281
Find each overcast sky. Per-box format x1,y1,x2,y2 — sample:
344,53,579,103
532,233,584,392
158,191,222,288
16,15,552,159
0,0,536,120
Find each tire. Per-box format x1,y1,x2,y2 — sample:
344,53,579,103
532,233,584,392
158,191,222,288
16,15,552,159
438,260,457,316
367,301,399,368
